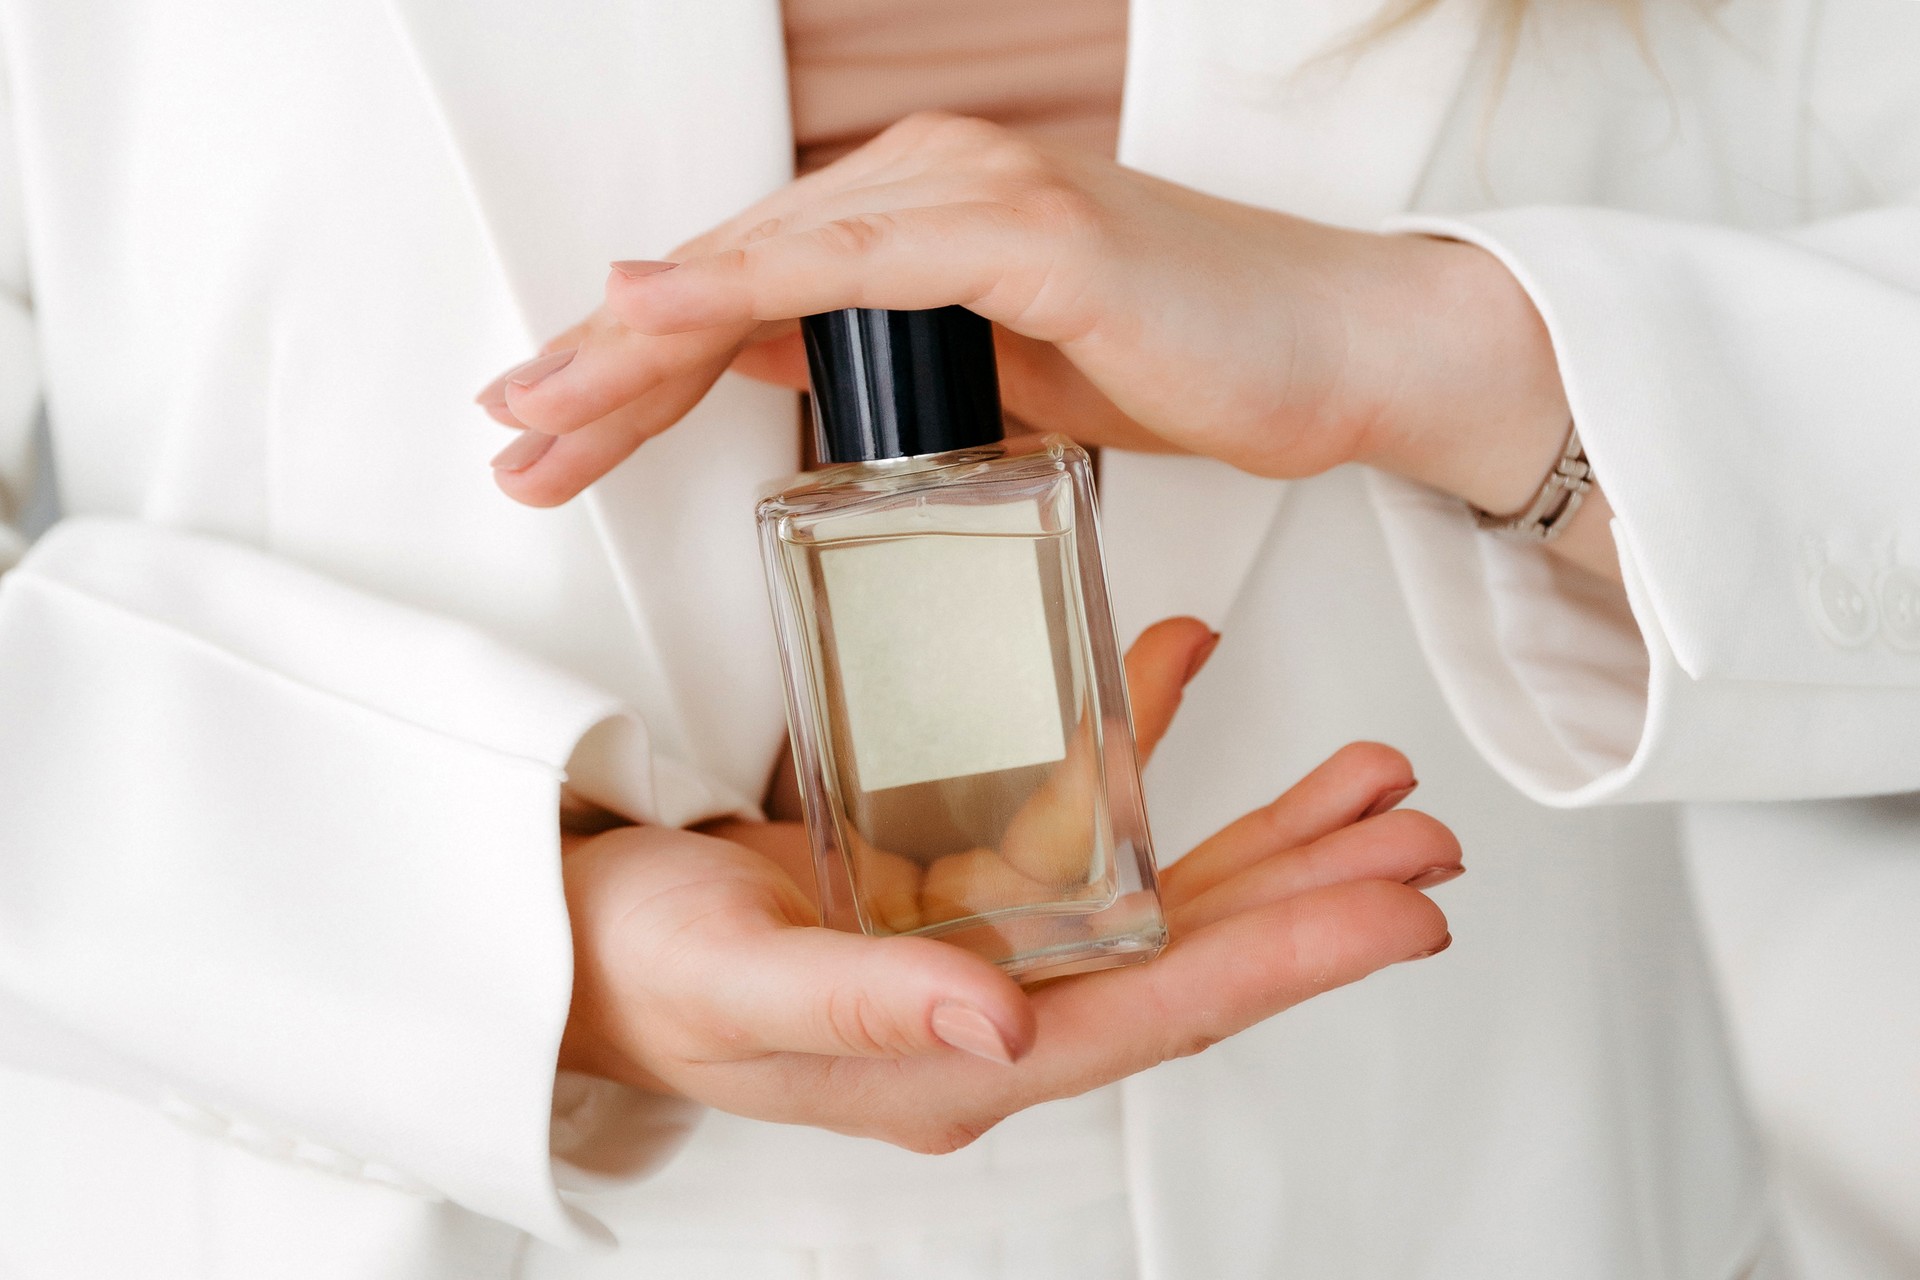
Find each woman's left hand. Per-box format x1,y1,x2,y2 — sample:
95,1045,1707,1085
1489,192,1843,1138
479,111,1585,542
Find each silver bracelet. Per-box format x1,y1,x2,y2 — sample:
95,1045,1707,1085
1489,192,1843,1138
1470,421,1593,543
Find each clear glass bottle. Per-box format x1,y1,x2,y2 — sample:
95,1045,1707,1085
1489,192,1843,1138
757,307,1165,983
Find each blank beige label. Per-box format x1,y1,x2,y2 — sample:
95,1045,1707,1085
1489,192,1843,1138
821,535,1066,792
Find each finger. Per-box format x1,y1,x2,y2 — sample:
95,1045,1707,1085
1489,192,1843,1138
475,322,593,427
851,837,925,935
1160,742,1418,904
1124,617,1219,764
709,926,1036,1065
727,321,1180,454
1017,880,1447,1099
663,115,962,260
997,617,1217,886
489,341,743,506
698,818,820,908
608,201,1092,344
488,403,674,507
808,877,1449,1144
1168,808,1463,934
497,317,752,438
730,325,811,390
921,847,1056,926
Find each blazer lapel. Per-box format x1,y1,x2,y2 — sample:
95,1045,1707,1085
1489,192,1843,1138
1102,0,1485,640
384,0,796,337
1110,0,1484,1265
384,0,799,791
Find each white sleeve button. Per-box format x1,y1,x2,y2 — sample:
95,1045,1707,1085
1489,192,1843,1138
158,1093,229,1138
225,1117,296,1161
156,1096,443,1201
1811,562,1878,647
290,1139,367,1177
1878,565,1920,652
360,1161,446,1201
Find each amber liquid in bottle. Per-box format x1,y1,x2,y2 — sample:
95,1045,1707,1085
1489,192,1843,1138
759,434,1165,982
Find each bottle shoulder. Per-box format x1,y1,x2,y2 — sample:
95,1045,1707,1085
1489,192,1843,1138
757,434,1089,521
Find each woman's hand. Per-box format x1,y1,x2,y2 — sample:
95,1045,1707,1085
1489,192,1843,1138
479,112,1614,574
558,618,1459,1152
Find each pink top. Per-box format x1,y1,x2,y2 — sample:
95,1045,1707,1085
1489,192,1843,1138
784,0,1127,173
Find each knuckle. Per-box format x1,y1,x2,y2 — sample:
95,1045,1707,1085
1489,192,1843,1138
886,109,965,142
815,212,896,258
974,134,1049,181
814,213,894,257
823,984,911,1057
873,110,1003,158
741,215,787,244
1018,180,1102,244
924,112,1006,151
1170,1027,1228,1061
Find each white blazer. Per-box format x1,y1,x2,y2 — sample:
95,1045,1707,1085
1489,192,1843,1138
0,0,1916,1276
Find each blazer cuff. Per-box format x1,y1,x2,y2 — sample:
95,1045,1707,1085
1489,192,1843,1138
1376,207,1920,803
1366,471,1653,804
0,517,734,1245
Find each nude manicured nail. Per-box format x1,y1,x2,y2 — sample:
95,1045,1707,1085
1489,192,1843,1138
1404,865,1464,891
930,1002,1016,1065
474,370,513,408
1407,933,1453,961
480,399,527,429
1184,631,1223,685
610,259,680,279
491,430,556,472
1361,781,1419,820
503,347,577,391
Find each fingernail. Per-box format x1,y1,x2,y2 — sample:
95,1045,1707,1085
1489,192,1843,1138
1405,933,1452,962
477,348,577,407
491,430,556,472
610,259,679,279
1361,781,1419,820
503,348,577,393
474,370,513,408
1403,864,1463,891
480,399,527,429
1184,631,1223,685
930,1002,1016,1066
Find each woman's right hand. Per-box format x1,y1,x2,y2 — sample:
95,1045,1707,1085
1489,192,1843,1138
558,621,1459,1153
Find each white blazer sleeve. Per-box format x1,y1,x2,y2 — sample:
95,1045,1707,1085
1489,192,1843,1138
1375,194,1920,805
0,520,752,1245
0,58,725,1248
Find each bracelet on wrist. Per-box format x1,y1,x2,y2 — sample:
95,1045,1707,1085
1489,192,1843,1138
1469,421,1592,543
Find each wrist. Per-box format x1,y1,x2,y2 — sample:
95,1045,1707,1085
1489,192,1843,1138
1351,233,1573,514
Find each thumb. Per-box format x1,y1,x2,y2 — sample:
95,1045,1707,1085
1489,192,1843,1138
729,326,811,390
718,927,1037,1065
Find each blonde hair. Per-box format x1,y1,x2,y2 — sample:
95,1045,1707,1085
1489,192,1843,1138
1352,0,1656,116
1361,0,1650,69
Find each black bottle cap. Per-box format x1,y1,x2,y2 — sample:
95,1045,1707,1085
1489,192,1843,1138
801,306,1005,464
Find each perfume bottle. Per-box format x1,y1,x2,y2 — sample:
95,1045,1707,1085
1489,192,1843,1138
757,306,1166,983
